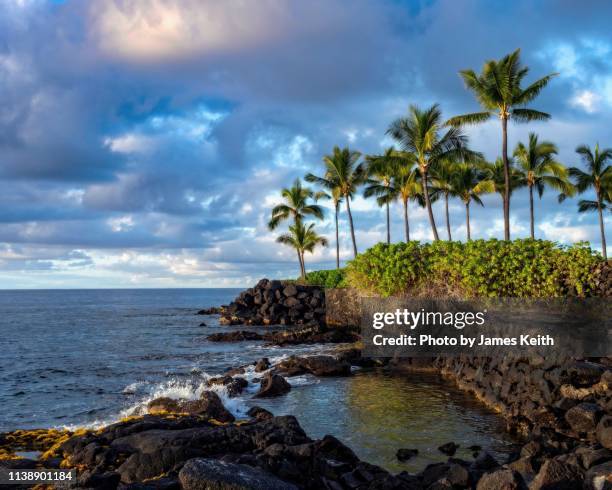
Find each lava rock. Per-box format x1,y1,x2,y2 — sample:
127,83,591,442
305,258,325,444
596,415,612,449
438,442,459,456
207,331,264,342
246,406,273,421
255,358,270,372
147,392,234,423
530,458,584,490
178,457,298,490
254,373,291,398
476,468,526,490
565,402,603,433
396,448,418,461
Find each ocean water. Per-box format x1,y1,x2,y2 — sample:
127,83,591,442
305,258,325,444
0,288,517,472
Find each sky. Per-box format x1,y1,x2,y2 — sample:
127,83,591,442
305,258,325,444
0,0,611,288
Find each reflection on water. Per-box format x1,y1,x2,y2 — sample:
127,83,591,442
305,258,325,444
251,370,518,473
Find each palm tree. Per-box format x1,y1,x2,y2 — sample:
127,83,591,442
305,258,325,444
364,148,405,244
388,104,478,240
430,159,460,240
480,157,525,208
276,221,328,279
307,146,365,257
447,49,557,240
391,163,424,242
310,186,343,269
452,164,494,241
267,178,324,230
568,144,612,259
513,133,573,239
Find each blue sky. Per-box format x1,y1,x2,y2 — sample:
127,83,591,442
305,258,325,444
0,0,610,288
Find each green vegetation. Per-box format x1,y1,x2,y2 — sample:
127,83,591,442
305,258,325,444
345,240,601,298
303,268,347,289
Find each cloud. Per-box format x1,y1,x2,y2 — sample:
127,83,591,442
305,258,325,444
0,0,611,287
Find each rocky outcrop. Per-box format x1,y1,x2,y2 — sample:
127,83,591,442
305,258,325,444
1,413,421,489
212,279,326,327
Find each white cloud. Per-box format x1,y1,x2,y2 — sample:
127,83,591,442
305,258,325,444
104,133,153,154
570,90,601,113
107,215,135,232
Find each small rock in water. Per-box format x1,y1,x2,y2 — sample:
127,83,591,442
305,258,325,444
199,321,207,326
396,448,418,461
255,357,270,372
254,373,291,398
438,442,459,456
246,406,273,420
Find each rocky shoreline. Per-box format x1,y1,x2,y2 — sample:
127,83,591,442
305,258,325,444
1,281,611,489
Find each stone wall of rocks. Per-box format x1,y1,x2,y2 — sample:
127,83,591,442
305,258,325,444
592,260,612,297
218,279,326,326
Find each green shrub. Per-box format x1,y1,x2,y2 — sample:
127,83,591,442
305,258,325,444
303,269,347,289
345,239,601,298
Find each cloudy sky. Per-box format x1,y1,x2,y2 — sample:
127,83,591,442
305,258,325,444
0,0,610,288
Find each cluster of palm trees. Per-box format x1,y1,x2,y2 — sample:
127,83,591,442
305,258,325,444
268,49,611,277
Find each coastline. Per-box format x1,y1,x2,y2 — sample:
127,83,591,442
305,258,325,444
1,282,610,489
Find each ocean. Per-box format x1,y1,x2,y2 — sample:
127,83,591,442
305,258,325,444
0,288,517,472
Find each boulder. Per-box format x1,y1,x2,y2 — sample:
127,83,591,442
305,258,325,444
254,373,291,398
179,458,298,490
583,461,612,490
302,355,351,377
396,448,418,461
597,415,612,449
530,459,584,490
147,392,235,423
476,468,526,490
565,402,602,433
273,355,351,377
255,358,270,372
246,406,273,421
283,284,298,297
206,376,249,397
438,442,459,456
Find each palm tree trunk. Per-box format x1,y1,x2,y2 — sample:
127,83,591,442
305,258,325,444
501,116,510,241
597,193,607,259
385,200,390,244
300,252,306,279
421,167,439,240
334,203,340,269
345,196,358,257
445,193,452,241
529,185,535,239
466,201,471,241
403,198,410,242
297,249,304,279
